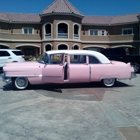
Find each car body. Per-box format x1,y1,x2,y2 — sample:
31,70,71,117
2,50,136,90
0,49,25,72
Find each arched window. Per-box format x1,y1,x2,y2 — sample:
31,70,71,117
74,24,79,39
57,23,68,38
73,45,79,50
45,44,52,51
45,23,51,39
58,44,68,50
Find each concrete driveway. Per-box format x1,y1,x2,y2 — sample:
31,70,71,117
0,74,140,140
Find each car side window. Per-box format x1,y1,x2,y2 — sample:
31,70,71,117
40,54,48,63
70,55,86,64
0,51,10,57
50,53,63,64
89,55,100,64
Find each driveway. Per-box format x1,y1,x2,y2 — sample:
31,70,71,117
0,74,140,140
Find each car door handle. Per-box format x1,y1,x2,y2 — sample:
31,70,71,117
8,57,12,59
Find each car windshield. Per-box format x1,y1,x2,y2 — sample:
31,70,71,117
38,54,48,64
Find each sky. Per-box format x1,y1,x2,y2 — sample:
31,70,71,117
0,0,140,16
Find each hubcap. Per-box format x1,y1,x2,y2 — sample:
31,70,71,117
103,78,115,87
15,77,28,89
17,78,26,87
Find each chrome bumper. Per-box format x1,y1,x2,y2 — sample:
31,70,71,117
130,72,137,79
1,73,11,84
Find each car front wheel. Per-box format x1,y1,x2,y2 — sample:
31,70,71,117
12,77,29,90
101,78,116,87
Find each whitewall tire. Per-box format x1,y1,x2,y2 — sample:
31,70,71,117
101,78,116,87
13,77,29,90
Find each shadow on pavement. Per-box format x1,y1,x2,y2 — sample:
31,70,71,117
2,81,130,91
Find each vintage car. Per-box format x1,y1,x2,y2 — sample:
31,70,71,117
2,50,136,90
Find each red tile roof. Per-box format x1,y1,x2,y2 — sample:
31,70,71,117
82,16,112,25
0,12,41,23
111,13,140,24
0,0,139,25
40,0,83,17
0,12,9,21
82,13,140,25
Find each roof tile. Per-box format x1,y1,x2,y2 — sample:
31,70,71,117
41,0,83,16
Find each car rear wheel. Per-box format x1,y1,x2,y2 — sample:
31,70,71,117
12,77,28,90
132,63,140,73
101,78,116,87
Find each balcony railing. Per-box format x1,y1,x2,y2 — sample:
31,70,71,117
74,34,79,39
58,33,68,38
45,33,51,39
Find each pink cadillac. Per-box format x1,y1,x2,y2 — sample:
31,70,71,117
2,50,136,90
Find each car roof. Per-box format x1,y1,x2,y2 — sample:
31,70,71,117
0,49,21,51
46,50,110,64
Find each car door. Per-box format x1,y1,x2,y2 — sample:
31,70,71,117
0,51,11,67
68,54,90,82
42,53,64,83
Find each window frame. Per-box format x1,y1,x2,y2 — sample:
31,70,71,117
89,29,99,36
22,27,34,34
122,28,133,35
100,30,106,36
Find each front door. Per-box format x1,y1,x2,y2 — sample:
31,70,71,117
68,54,90,82
42,53,64,83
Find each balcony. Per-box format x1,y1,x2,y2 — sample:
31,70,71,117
57,33,68,39
45,33,51,39
74,34,79,39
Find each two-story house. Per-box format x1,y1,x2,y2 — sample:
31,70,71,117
0,0,140,56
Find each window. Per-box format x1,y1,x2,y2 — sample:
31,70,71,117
12,51,23,56
100,30,106,36
0,51,10,57
70,55,86,64
89,29,98,36
40,54,48,63
23,28,34,34
50,53,63,64
122,28,133,35
89,56,100,64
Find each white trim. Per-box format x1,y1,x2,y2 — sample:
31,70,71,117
112,45,136,48
16,44,40,48
0,38,140,44
56,43,69,50
89,29,98,36
0,43,9,47
83,45,106,49
73,44,80,50
22,27,34,34
56,21,69,39
122,28,133,35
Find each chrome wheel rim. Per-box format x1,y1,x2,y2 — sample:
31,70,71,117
15,77,28,89
103,78,115,87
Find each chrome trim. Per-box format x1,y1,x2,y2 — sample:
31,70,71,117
89,65,91,81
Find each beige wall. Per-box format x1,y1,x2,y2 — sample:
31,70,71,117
0,15,140,55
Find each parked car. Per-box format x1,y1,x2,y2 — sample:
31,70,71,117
2,50,136,90
101,47,140,72
0,49,25,73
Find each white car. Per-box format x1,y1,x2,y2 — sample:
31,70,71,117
0,49,25,72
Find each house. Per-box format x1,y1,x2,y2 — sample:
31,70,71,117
0,0,140,56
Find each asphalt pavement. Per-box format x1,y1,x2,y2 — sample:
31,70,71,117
0,74,140,140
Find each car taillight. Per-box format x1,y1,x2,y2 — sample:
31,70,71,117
22,55,25,58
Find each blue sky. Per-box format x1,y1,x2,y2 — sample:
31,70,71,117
0,0,140,16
